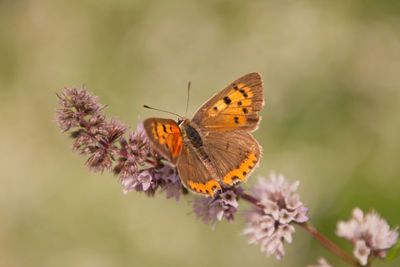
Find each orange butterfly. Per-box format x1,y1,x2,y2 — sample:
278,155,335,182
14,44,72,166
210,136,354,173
143,73,264,197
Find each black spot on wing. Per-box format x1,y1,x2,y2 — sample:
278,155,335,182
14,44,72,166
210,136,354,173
239,89,248,98
224,96,231,105
154,122,159,137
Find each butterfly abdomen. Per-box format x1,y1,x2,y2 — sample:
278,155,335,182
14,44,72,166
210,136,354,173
182,122,218,179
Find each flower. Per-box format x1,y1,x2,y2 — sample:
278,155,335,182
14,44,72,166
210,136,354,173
336,207,399,265
115,123,154,180
55,86,128,173
55,86,103,132
307,258,333,267
121,160,185,201
158,164,184,201
242,173,309,260
193,188,239,230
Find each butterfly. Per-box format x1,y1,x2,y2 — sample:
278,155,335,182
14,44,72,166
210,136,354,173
143,72,264,197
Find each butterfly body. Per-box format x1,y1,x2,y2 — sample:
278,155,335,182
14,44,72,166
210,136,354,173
144,73,264,196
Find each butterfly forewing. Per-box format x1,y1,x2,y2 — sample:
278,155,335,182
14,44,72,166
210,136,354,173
192,72,264,132
143,118,183,163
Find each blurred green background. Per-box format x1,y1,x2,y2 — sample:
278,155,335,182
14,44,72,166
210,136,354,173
1,0,399,266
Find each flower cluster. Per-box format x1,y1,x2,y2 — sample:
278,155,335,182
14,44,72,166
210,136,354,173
242,173,309,260
121,161,186,201
55,87,127,172
55,86,186,200
193,188,239,230
336,207,399,265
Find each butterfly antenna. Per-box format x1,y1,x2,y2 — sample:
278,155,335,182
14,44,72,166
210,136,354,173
185,81,191,117
143,105,184,119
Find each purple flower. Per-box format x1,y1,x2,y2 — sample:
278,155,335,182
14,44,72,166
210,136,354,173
193,188,239,230
336,207,399,265
115,123,155,179
158,164,184,201
242,173,309,260
55,86,104,132
121,158,185,201
55,86,128,173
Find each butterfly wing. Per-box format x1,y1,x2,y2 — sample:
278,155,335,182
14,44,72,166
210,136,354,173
143,118,183,164
202,129,261,186
176,128,261,196
176,144,221,196
192,72,264,132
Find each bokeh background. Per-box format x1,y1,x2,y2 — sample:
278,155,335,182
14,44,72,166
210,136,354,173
1,0,399,266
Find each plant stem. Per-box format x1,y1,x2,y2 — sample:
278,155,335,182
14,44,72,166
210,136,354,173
299,222,358,266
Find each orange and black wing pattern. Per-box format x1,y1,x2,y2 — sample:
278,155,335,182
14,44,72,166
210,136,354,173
192,72,264,132
143,118,183,163
176,144,222,196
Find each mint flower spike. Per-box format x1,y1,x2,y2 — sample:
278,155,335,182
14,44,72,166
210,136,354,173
193,188,239,230
242,173,309,260
55,86,104,132
55,86,127,173
336,207,399,266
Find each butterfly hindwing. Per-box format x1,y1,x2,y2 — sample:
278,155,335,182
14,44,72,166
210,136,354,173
143,118,183,163
202,129,261,186
192,72,264,132
176,144,221,196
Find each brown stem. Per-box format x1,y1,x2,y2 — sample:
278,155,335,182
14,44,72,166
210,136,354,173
239,191,264,209
238,192,359,266
299,222,358,266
